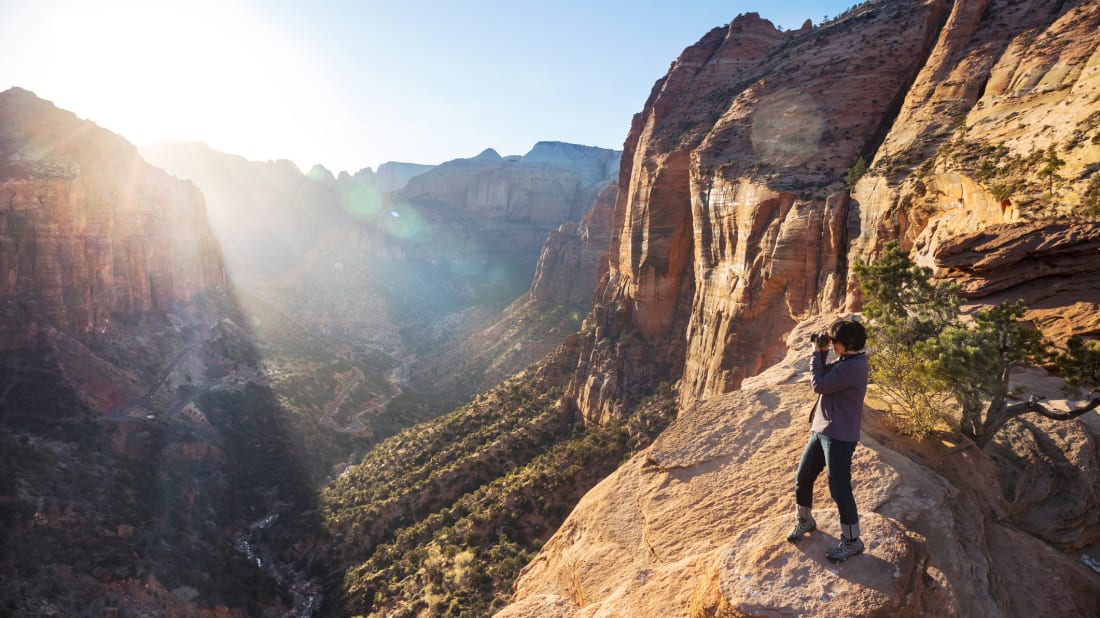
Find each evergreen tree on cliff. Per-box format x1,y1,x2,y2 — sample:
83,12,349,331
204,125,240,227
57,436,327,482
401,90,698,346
855,243,1100,446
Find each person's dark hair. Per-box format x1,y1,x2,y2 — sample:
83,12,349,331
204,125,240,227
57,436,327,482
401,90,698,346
829,319,866,352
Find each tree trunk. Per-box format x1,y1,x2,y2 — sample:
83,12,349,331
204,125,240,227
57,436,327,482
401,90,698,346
958,391,984,442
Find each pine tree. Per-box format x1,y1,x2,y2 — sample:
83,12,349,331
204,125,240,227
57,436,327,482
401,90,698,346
855,243,1100,445
847,156,867,192
1038,146,1066,197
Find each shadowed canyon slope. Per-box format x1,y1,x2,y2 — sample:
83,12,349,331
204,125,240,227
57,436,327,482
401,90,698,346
564,0,1100,425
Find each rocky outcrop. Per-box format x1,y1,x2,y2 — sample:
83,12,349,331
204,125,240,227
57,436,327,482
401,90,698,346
0,89,225,348
502,320,1100,617
564,0,1100,425
934,221,1100,342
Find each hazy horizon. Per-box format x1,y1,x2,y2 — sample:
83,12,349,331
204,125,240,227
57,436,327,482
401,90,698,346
0,0,855,174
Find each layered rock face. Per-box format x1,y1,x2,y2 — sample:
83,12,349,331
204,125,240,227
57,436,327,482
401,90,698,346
502,322,1100,617
0,89,225,348
568,6,945,423
850,0,1100,265
934,221,1100,342
567,0,1100,424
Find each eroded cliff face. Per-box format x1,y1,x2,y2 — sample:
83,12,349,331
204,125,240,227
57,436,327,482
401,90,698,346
0,89,225,348
567,0,1100,424
848,0,1100,329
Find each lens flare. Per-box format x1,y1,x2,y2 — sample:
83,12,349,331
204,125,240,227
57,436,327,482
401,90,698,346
750,89,824,167
381,202,423,239
338,182,383,218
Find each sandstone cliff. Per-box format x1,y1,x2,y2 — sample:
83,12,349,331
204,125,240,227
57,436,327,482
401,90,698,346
529,181,618,307
503,0,1100,614
565,0,1100,425
502,320,1100,616
0,89,225,348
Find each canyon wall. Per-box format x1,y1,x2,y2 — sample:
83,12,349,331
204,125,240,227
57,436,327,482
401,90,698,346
529,181,618,307
566,0,1100,425
0,89,225,348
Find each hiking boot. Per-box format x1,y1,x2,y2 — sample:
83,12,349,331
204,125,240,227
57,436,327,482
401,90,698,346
786,515,816,542
825,537,864,562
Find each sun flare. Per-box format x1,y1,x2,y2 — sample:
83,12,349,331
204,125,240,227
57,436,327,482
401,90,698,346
6,0,340,166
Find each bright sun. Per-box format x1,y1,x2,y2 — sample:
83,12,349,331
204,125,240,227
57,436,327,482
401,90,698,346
3,0,341,167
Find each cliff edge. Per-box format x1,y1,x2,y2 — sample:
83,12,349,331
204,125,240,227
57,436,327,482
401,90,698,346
502,319,1100,616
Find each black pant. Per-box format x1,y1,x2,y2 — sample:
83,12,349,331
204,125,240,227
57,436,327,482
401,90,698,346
795,431,858,525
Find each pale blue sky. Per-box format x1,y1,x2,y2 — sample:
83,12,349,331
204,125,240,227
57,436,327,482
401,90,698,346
1,0,855,173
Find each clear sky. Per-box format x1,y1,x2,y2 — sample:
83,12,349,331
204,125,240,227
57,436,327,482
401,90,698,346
0,0,855,174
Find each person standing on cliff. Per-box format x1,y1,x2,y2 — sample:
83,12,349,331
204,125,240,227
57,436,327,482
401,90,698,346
786,319,869,563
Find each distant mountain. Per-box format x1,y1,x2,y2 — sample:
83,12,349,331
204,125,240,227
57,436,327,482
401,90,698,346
140,140,351,282
372,161,436,192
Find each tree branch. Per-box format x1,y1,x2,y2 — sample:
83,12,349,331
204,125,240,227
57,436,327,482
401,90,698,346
979,392,1100,447
1016,393,1100,421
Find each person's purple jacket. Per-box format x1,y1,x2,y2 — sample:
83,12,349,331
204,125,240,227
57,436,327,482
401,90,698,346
809,350,869,442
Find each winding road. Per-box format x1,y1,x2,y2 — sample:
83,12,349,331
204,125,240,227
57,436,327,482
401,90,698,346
319,358,412,433
105,345,202,422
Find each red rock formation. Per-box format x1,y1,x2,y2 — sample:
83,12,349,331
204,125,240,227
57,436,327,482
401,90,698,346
563,0,1100,425
568,6,946,423
0,88,225,348
934,221,1100,342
